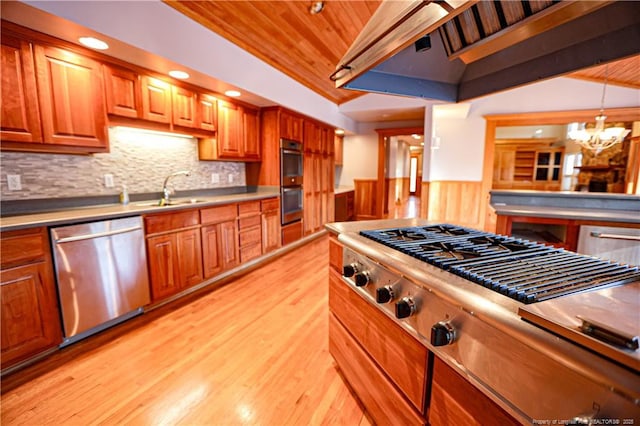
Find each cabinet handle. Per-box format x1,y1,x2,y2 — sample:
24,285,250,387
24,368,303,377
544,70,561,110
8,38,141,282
589,231,640,242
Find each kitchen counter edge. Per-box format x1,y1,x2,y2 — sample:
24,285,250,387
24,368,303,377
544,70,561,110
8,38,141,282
0,189,280,232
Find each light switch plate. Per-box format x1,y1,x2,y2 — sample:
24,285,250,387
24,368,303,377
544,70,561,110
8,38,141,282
228,174,234,183
211,173,220,184
104,174,114,188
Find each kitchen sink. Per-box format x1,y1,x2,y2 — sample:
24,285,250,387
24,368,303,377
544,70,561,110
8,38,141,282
135,199,207,207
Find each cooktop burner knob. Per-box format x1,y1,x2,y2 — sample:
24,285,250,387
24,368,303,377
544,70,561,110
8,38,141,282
395,297,416,319
376,286,395,303
354,272,370,287
431,321,456,346
343,263,358,278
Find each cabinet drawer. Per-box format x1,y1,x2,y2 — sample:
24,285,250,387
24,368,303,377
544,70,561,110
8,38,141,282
261,197,279,212
239,227,262,247
329,269,428,413
329,313,425,425
1,228,47,268
238,214,261,230
144,210,199,235
238,200,261,216
200,204,237,224
240,243,262,263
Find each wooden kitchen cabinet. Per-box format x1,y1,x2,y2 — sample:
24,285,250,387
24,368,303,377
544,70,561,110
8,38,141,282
196,93,217,132
238,201,263,263
0,34,42,143
145,210,203,302
141,76,172,124
493,140,564,190
334,190,354,222
0,227,62,371
261,197,281,254
103,64,142,119
280,110,304,141
242,107,260,160
33,44,108,150
213,100,260,161
200,204,239,278
429,357,518,426
334,134,344,166
171,85,197,128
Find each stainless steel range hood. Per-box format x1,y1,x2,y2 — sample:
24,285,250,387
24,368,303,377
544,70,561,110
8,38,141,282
333,0,640,102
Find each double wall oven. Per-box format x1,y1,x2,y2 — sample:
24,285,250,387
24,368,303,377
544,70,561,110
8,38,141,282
280,139,303,226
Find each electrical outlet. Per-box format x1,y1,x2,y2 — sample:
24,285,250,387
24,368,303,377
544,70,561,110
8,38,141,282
228,174,234,183
211,173,220,184
104,174,114,188
7,174,22,191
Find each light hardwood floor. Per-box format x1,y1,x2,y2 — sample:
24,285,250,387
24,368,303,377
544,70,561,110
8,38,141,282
1,235,372,426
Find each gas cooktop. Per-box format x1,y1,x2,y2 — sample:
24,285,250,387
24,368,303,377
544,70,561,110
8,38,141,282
360,224,640,304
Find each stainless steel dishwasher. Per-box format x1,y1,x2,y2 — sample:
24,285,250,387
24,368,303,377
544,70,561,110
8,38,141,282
51,216,150,346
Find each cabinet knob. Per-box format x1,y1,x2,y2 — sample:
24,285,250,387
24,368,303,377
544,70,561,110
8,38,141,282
376,286,395,304
430,321,456,346
395,297,416,319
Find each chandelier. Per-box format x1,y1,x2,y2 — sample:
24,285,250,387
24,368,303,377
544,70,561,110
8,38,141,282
568,65,630,155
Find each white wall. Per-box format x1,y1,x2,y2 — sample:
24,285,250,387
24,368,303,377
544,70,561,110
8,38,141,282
426,77,640,182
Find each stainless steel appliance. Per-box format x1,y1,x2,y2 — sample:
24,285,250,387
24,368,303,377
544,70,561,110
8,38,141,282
51,216,150,346
577,225,640,265
338,224,639,422
280,138,303,225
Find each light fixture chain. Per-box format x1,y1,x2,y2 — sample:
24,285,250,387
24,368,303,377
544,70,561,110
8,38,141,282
600,64,609,114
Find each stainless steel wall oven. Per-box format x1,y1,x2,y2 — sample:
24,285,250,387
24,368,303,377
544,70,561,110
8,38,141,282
280,139,303,225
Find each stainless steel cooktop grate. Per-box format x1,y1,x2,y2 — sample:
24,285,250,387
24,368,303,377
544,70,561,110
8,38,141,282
360,224,640,304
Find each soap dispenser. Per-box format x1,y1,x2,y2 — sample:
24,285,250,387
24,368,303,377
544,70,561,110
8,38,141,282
120,184,130,205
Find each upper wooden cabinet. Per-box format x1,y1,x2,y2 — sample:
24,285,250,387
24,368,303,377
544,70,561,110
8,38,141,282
33,44,108,150
172,85,197,128
492,140,564,190
280,111,304,142
334,134,344,165
197,93,217,132
103,64,141,119
141,75,172,124
0,35,42,143
200,100,260,161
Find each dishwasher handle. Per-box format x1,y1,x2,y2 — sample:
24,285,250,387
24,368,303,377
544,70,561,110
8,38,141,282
589,231,640,242
54,225,143,244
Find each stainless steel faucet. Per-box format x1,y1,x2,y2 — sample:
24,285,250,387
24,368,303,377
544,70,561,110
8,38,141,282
162,170,191,204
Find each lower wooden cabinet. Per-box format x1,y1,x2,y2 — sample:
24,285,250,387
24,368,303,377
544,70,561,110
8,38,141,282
429,357,519,426
1,227,62,370
334,190,354,222
200,204,239,279
261,198,281,254
238,201,262,263
146,228,203,301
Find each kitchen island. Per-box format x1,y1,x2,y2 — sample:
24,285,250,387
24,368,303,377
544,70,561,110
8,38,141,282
490,190,640,252
326,219,640,425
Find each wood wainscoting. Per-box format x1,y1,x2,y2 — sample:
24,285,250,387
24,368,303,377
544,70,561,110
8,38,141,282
354,179,378,220
420,181,484,229
385,177,411,214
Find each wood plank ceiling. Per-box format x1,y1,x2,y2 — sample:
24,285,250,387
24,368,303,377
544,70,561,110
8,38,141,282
165,0,381,104
165,0,638,106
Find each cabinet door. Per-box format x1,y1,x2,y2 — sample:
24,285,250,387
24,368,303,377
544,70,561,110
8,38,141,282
219,220,239,270
242,107,260,160
218,100,242,158
197,93,217,132
34,44,107,148
201,225,222,279
176,228,203,287
172,85,197,128
1,262,62,368
103,64,141,119
280,111,303,141
334,134,344,166
146,234,180,301
0,35,42,143
141,76,172,124
262,209,281,254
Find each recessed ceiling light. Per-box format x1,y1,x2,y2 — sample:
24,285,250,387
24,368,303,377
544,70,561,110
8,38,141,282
309,1,324,14
411,134,421,139
335,129,345,135
225,90,241,97
78,36,109,50
169,70,189,79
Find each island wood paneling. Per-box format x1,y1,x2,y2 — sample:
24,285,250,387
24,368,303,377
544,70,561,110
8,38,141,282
354,179,378,220
424,181,483,229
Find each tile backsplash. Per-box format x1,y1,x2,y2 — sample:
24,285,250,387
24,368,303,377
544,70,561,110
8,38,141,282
0,127,246,200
